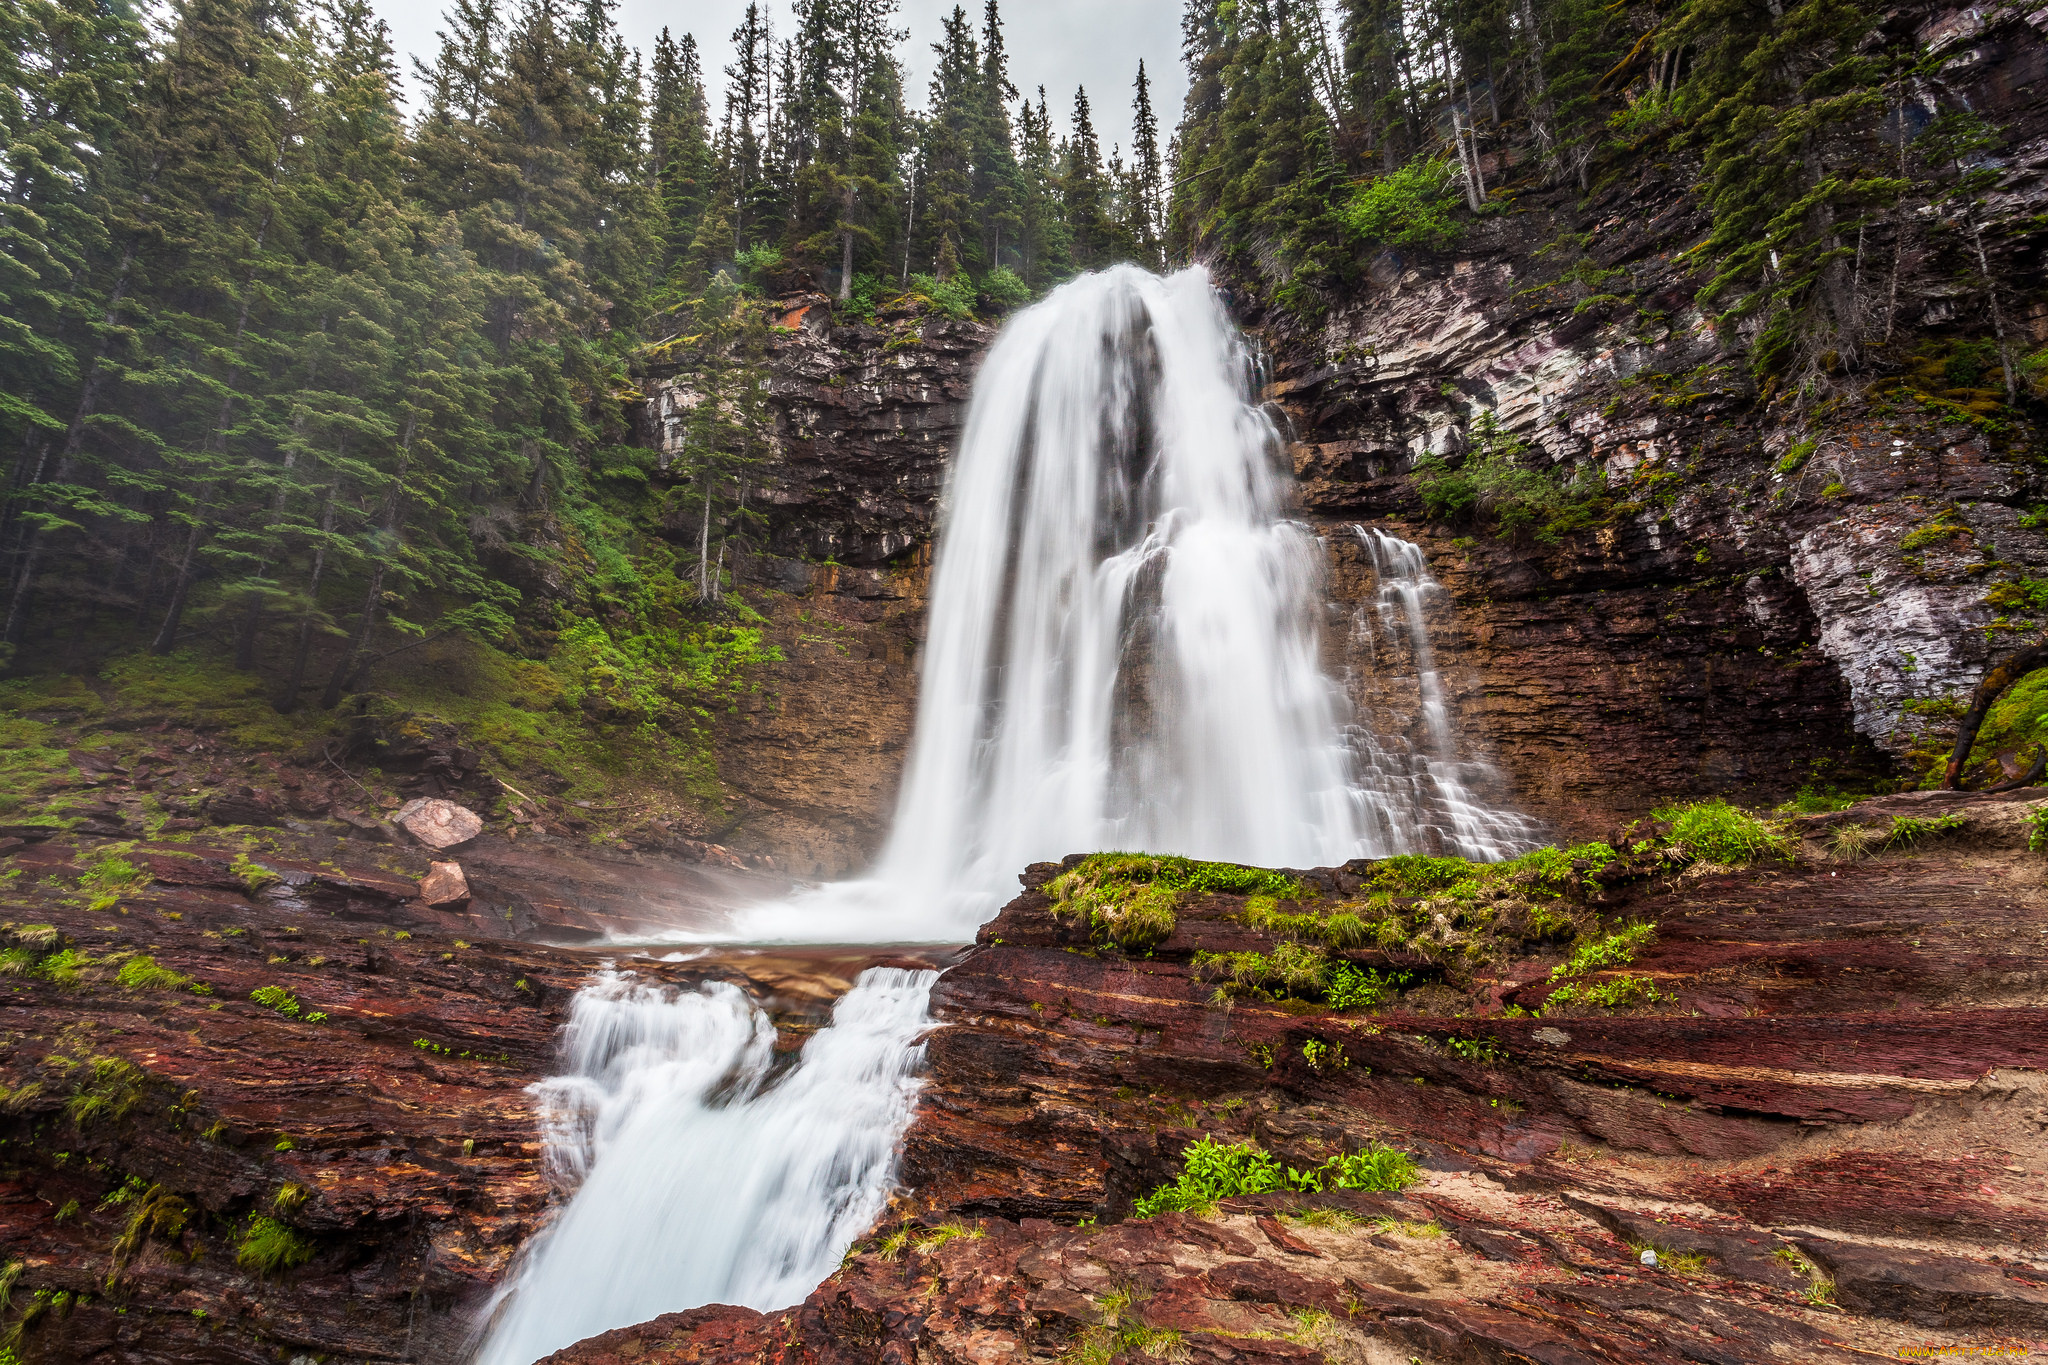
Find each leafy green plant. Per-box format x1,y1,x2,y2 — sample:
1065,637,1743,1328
1300,1038,1347,1072
79,854,150,911
979,267,1031,311
236,1217,314,1275
249,985,302,1018
1879,813,1964,850
1413,413,1606,547
1340,156,1464,250
908,272,976,320
1546,974,1663,1009
1549,923,1656,981
1324,962,1407,1010
1653,799,1792,863
1133,1135,1417,1216
1442,1035,1504,1064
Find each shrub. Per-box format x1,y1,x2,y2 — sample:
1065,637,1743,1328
1653,798,1792,863
980,266,1032,311
1324,962,1407,1010
1413,414,1605,547
908,272,976,320
236,1217,314,1276
1550,923,1656,981
1340,156,1464,250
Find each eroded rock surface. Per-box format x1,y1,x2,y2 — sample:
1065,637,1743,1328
545,792,2048,1365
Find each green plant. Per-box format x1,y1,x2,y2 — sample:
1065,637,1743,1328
1653,799,1792,864
1324,962,1407,1010
1300,1038,1346,1072
249,985,301,1018
1546,974,1663,1009
115,955,195,992
979,267,1031,311
912,1220,985,1255
1133,1136,1417,1216
1549,923,1656,981
1340,155,1464,250
908,271,976,320
1442,1035,1504,1064
1878,813,1964,850
228,854,279,894
79,853,150,911
236,1217,314,1275
2029,806,2048,854
1412,413,1606,547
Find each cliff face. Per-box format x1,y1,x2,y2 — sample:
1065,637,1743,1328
638,303,993,876
1265,5,2048,836
628,9,2048,861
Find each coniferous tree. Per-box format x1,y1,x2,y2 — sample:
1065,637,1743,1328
1128,61,1165,265
649,28,715,284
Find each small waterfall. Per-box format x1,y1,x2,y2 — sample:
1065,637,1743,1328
1347,527,1539,860
470,968,936,1365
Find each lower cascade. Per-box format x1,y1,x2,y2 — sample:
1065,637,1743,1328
477,265,1534,1362
469,968,937,1365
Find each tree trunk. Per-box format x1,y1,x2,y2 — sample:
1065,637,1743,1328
1943,640,2048,789
278,484,335,713
320,411,416,708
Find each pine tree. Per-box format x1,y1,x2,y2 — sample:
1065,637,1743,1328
969,1,1022,273
913,5,979,277
649,28,715,284
1129,61,1165,265
1061,85,1113,269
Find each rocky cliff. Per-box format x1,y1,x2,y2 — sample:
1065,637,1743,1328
638,301,993,876
634,5,2048,862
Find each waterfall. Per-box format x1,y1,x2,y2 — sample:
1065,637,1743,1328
470,967,936,1365
737,265,1409,943
1348,527,1540,860
475,267,1537,1363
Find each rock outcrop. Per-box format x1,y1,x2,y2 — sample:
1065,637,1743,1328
639,302,995,875
542,791,2048,1365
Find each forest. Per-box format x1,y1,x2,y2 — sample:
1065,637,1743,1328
0,0,2035,748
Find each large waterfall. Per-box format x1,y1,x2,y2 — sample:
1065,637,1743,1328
735,264,1528,943
474,266,1532,1364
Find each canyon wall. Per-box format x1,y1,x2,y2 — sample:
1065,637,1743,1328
642,7,2048,860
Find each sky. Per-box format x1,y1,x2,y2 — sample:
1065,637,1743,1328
372,0,1191,156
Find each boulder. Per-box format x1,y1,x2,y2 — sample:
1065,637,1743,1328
418,861,471,908
394,798,484,850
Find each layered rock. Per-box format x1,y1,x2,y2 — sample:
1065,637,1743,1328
638,302,995,874
544,791,2048,1365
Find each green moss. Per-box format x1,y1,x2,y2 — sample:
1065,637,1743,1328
235,1217,314,1276
1550,923,1657,981
1048,854,1313,952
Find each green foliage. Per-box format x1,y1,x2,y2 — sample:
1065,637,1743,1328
1339,157,1463,250
1653,799,1793,864
79,854,149,911
1442,1035,1505,1064
1878,813,1964,850
1413,414,1605,547
2029,807,2048,855
1300,1038,1347,1071
115,955,195,992
249,985,302,1019
908,272,977,320
1550,923,1657,981
1049,855,1312,952
1777,784,1858,814
1133,1136,1418,1216
236,1217,314,1276
979,267,1032,311
1546,974,1664,1009
1323,961,1408,1010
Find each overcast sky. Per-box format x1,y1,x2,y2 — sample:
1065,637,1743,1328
373,0,1190,156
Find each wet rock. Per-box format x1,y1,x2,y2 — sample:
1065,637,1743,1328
418,860,471,908
394,797,484,850
201,784,287,826
1796,1236,2048,1330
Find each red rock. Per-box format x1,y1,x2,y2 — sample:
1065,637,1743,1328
419,861,471,907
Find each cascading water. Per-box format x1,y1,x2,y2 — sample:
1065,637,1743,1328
475,265,1536,1363
470,967,936,1365
735,264,1398,943
1347,528,1540,860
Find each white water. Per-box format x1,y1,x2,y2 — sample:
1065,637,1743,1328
732,264,1525,943
474,266,1536,1363
470,967,936,1365
1349,528,1540,860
